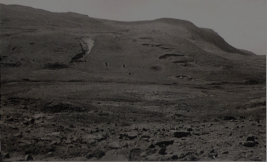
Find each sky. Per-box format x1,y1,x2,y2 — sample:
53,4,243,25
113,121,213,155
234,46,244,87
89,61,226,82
0,0,266,55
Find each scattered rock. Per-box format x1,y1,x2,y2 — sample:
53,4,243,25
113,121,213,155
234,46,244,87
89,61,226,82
9,125,19,130
26,118,35,124
95,150,106,159
199,150,204,155
187,154,199,161
108,141,121,149
100,150,128,161
155,140,174,147
158,148,166,155
5,117,14,122
4,153,10,158
173,131,190,138
18,140,32,145
178,152,188,159
146,154,161,161
33,114,44,119
222,151,229,154
247,135,255,142
83,134,106,141
118,134,124,139
129,148,142,160
48,147,56,152
46,152,54,157
251,157,262,161
187,128,193,131
23,121,30,125
200,131,210,135
24,154,33,161
208,150,218,159
42,101,84,113
87,150,106,159
15,132,23,137
148,143,155,149
142,128,148,131
170,155,179,160
245,79,259,85
123,142,129,148
223,116,236,120
25,130,31,133
51,132,61,136
141,149,157,157
140,133,151,139
67,144,74,149
69,124,75,128
25,150,33,155
140,151,147,157
243,141,256,147
179,152,199,160
126,131,139,139
85,153,93,159
184,125,193,131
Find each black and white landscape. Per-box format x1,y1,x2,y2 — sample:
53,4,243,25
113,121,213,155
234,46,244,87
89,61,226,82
0,3,266,161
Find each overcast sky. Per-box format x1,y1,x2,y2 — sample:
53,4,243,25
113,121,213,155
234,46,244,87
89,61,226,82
1,0,266,55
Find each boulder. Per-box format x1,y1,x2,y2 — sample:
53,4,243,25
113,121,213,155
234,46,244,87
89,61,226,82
155,140,174,147
246,135,255,142
243,141,256,147
158,148,166,155
108,141,121,149
4,153,10,158
24,154,33,161
126,131,139,139
173,131,190,138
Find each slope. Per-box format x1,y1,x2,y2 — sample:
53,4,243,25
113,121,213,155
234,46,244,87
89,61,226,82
0,4,265,84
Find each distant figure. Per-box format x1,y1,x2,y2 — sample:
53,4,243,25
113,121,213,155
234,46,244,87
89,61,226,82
78,39,88,53
70,38,93,63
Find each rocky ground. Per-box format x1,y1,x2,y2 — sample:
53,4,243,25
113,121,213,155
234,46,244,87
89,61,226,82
1,81,266,161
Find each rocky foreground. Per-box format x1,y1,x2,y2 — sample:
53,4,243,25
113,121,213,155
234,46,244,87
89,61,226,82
1,82,266,161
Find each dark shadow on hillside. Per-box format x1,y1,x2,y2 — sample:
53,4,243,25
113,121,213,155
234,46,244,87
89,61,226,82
69,51,86,63
44,62,69,70
159,54,184,59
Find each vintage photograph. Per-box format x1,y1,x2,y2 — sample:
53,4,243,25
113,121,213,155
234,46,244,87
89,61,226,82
0,0,266,161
